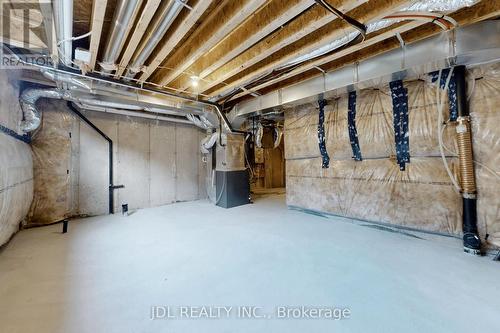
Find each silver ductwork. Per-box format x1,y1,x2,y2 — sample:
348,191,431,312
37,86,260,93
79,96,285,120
20,67,219,132
19,87,203,132
20,89,71,132
101,0,142,73
74,103,194,125
53,0,74,66
200,132,219,154
229,20,500,127
125,0,185,77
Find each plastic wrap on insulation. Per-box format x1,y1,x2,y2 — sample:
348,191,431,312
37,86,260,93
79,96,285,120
287,157,461,235
0,73,34,246
284,78,463,236
468,63,500,248
285,81,457,161
0,132,33,245
28,100,75,225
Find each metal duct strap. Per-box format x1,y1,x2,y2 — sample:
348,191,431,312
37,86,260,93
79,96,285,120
318,99,330,168
430,68,458,121
347,91,362,161
389,80,410,171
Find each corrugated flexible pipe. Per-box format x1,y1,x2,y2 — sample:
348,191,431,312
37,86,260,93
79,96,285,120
455,65,481,255
19,88,203,133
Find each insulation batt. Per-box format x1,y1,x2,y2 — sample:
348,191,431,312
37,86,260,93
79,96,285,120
0,72,34,246
284,63,500,241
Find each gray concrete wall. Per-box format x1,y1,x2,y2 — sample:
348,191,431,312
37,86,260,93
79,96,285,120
0,71,34,245
76,109,207,216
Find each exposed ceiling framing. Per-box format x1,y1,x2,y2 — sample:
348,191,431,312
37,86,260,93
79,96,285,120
11,0,500,114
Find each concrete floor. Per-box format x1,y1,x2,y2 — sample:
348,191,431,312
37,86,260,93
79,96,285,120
1,195,499,333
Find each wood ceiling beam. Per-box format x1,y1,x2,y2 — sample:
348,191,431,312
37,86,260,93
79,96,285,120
138,0,215,82
88,0,108,70
204,0,414,99
169,0,317,91
233,0,500,104
191,0,365,95
114,0,162,78
228,21,423,101
38,0,57,61
153,0,270,87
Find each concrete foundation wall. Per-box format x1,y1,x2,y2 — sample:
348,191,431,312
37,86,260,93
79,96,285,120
78,110,207,215
28,101,207,224
0,72,34,246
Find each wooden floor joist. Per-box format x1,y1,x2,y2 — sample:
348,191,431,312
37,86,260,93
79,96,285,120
169,0,317,91
153,0,270,87
232,0,500,105
206,0,415,99
88,0,108,70
188,0,365,95
114,0,163,78
139,0,215,82
228,20,424,101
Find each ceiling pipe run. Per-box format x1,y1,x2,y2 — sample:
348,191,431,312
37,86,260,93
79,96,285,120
101,0,142,73
125,0,186,78
53,0,73,66
74,103,194,125
4,44,236,133
19,87,200,133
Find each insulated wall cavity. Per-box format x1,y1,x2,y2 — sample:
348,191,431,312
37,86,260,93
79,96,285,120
285,64,500,240
469,64,500,247
0,72,33,245
285,76,462,235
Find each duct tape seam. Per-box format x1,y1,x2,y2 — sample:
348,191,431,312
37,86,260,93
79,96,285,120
318,99,330,168
389,80,410,171
347,91,362,161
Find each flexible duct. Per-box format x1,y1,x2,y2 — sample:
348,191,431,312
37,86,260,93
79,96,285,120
255,123,264,148
20,89,71,132
20,88,203,132
101,0,142,73
273,127,283,148
4,45,230,132
126,0,185,77
200,132,219,154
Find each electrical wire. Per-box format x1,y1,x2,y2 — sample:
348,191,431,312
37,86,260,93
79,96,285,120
56,31,93,46
436,68,462,192
383,11,457,30
314,0,367,40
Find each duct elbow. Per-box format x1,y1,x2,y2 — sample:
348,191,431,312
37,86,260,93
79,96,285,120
19,89,67,132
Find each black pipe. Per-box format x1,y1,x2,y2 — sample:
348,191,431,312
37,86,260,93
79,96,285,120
455,65,481,255
67,102,116,214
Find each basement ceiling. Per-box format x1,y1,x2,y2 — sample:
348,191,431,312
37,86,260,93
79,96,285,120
20,0,500,109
